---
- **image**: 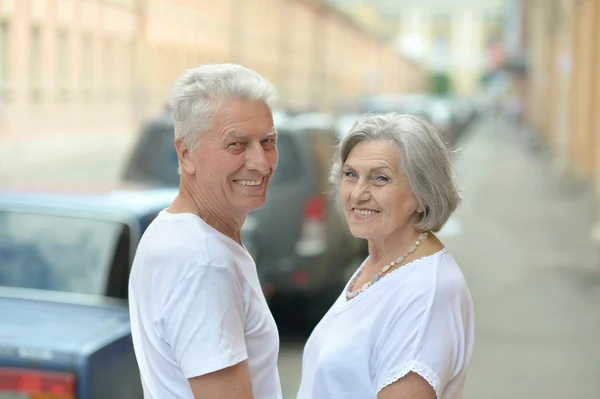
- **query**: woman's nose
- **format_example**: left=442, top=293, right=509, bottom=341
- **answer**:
left=351, top=180, right=370, bottom=201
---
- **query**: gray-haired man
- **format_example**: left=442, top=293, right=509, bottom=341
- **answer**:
left=129, top=64, right=282, bottom=399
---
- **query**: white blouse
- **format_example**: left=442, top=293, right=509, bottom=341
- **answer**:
left=297, top=248, right=474, bottom=399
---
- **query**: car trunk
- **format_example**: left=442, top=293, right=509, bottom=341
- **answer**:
left=0, top=289, right=129, bottom=362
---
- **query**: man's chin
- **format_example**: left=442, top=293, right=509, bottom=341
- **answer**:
left=251, top=198, right=267, bottom=210
left=238, top=196, right=267, bottom=212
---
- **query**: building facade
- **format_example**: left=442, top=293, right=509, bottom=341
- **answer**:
left=389, top=0, right=507, bottom=95
left=523, top=0, right=600, bottom=242
left=0, top=0, right=425, bottom=138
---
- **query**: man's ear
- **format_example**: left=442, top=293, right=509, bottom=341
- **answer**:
left=174, top=138, right=195, bottom=175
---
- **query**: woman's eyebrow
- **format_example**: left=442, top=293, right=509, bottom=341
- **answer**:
left=343, top=163, right=392, bottom=173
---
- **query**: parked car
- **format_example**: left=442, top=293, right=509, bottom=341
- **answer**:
left=0, top=184, right=259, bottom=398
left=122, top=111, right=366, bottom=321
left=358, top=93, right=476, bottom=145
left=335, top=113, right=364, bottom=141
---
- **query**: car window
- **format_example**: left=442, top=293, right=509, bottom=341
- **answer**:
left=305, top=129, right=336, bottom=189
left=132, top=125, right=179, bottom=185
left=270, top=133, right=303, bottom=185
left=0, top=211, right=127, bottom=296
left=129, top=126, right=303, bottom=187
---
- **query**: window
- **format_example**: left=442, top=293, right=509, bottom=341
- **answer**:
left=124, top=125, right=305, bottom=187
left=269, top=133, right=303, bottom=185
left=0, top=211, right=129, bottom=297
left=30, top=26, right=42, bottom=102
left=82, top=33, right=93, bottom=100
left=57, top=29, right=69, bottom=100
left=103, top=36, right=113, bottom=99
left=122, top=39, right=134, bottom=97
left=0, top=21, right=11, bottom=101
left=124, top=121, right=180, bottom=186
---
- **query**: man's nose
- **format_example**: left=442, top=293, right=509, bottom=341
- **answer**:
left=246, top=144, right=270, bottom=175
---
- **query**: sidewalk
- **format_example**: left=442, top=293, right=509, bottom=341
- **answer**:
left=440, top=117, right=600, bottom=398
left=0, top=130, right=137, bottom=183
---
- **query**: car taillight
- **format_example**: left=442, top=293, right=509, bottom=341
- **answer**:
left=295, top=194, right=327, bottom=258
left=304, top=194, right=326, bottom=222
left=0, top=367, right=76, bottom=399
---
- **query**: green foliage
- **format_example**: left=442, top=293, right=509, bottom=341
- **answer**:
left=430, top=72, right=453, bottom=94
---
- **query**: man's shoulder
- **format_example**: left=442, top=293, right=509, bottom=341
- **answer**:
left=138, top=212, right=243, bottom=268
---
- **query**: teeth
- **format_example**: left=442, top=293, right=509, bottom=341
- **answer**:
left=235, top=180, right=262, bottom=186
left=354, top=209, right=378, bottom=216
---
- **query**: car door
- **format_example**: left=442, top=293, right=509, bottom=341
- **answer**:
left=250, top=131, right=313, bottom=271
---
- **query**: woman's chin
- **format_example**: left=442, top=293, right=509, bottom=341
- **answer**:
left=349, top=226, right=373, bottom=240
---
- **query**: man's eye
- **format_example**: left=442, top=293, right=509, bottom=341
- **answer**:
left=228, top=142, right=242, bottom=148
left=343, top=171, right=356, bottom=178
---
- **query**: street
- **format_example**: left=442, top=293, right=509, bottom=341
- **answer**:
left=443, top=118, right=600, bottom=398
left=2, top=116, right=599, bottom=398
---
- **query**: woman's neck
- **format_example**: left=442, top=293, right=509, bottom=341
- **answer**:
left=367, top=227, right=419, bottom=266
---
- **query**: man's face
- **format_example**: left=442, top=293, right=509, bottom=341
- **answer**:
left=181, top=100, right=278, bottom=218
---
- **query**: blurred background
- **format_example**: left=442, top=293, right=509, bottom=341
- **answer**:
left=0, top=0, right=599, bottom=398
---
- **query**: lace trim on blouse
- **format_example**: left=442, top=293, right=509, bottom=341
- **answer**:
left=377, top=360, right=441, bottom=398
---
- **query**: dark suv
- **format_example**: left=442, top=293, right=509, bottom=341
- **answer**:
left=122, top=111, right=366, bottom=320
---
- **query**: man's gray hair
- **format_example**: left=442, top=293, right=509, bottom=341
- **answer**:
left=169, top=63, right=277, bottom=152
left=330, top=113, right=461, bottom=232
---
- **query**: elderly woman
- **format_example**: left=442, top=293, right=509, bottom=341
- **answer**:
left=297, top=113, right=474, bottom=399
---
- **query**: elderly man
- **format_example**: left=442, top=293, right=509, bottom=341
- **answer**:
left=128, top=64, right=282, bottom=399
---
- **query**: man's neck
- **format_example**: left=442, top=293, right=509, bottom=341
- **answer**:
left=169, top=184, right=246, bottom=245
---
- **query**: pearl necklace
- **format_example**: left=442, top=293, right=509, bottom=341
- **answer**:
left=346, top=232, right=429, bottom=300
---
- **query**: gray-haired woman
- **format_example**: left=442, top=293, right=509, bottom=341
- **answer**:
left=297, top=113, right=474, bottom=399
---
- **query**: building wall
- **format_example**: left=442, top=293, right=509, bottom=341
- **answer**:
left=524, top=0, right=600, bottom=241
left=0, top=0, right=424, bottom=139
left=396, top=4, right=505, bottom=95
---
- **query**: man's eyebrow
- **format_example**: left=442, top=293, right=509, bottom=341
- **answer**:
left=262, top=129, right=278, bottom=138
left=224, top=131, right=248, bottom=139
left=224, top=129, right=277, bottom=140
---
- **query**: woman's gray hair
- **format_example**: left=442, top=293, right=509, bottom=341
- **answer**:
left=330, top=113, right=461, bottom=233
left=169, top=63, right=277, bottom=152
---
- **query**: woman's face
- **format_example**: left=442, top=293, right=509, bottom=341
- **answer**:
left=340, top=140, right=422, bottom=240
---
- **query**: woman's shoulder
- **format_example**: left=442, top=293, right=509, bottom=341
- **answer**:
left=433, top=249, right=471, bottom=299
left=387, top=248, right=470, bottom=310
left=380, top=249, right=473, bottom=338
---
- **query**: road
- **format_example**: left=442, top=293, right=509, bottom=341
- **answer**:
left=3, top=117, right=600, bottom=398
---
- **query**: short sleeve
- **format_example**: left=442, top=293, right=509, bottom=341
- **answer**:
left=159, top=263, right=248, bottom=379
left=375, top=274, right=473, bottom=398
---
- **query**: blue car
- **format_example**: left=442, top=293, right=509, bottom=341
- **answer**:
left=0, top=185, right=255, bottom=398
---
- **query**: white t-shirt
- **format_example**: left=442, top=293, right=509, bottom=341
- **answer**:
left=297, top=248, right=474, bottom=399
left=128, top=210, right=282, bottom=399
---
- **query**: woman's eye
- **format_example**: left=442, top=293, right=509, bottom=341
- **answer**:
left=375, top=175, right=389, bottom=182
left=343, top=171, right=356, bottom=178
